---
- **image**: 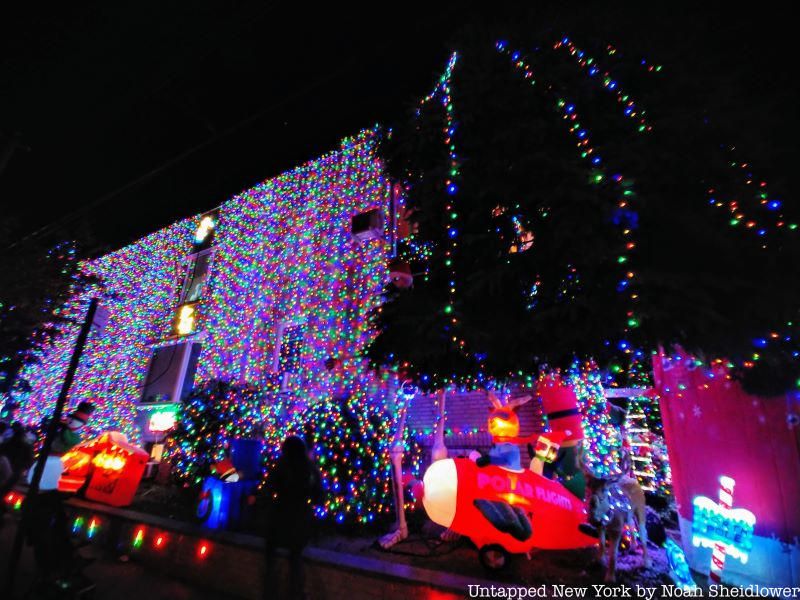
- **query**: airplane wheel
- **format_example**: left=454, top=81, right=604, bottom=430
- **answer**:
left=479, top=544, right=510, bottom=572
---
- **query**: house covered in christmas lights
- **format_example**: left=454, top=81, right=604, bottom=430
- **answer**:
left=18, top=130, right=397, bottom=449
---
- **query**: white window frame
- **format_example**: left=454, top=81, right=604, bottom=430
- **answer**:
left=139, top=339, right=202, bottom=406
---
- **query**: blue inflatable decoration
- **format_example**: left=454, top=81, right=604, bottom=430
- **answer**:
left=197, top=478, right=258, bottom=530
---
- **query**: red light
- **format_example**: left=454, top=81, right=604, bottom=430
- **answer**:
left=5, top=493, right=15, bottom=504
left=154, top=534, right=166, bottom=549
left=197, top=542, right=210, bottom=559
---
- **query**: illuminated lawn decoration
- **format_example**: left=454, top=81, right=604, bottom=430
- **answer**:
left=132, top=527, right=145, bottom=550
left=72, top=516, right=85, bottom=535
left=87, top=517, right=100, bottom=539
left=4, top=492, right=24, bottom=511
left=692, top=475, right=755, bottom=582
left=422, top=457, right=595, bottom=558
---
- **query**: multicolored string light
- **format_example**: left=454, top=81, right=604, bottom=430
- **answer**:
left=497, top=41, right=641, bottom=359
left=415, top=52, right=468, bottom=364
left=553, top=37, right=652, bottom=133
left=17, top=130, right=406, bottom=523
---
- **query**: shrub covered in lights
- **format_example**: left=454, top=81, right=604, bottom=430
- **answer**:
left=166, top=379, right=267, bottom=487
left=260, top=380, right=395, bottom=526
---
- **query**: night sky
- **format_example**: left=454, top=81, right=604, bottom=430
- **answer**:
left=1, top=3, right=795, bottom=255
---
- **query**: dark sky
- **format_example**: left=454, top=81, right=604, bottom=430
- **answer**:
left=1, top=3, right=796, bottom=255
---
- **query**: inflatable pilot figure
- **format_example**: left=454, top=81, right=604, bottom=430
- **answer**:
left=470, top=392, right=538, bottom=542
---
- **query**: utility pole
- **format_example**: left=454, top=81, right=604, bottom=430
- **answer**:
left=4, top=298, right=100, bottom=594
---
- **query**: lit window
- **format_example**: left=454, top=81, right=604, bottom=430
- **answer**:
left=195, top=215, right=216, bottom=244
left=180, top=251, right=212, bottom=303
left=175, top=304, right=196, bottom=336
left=273, top=320, right=305, bottom=391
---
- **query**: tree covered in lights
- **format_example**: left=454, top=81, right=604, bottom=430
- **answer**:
left=0, top=232, right=99, bottom=407
left=371, top=26, right=800, bottom=396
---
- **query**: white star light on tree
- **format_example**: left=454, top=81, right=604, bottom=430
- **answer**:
left=692, top=405, right=702, bottom=418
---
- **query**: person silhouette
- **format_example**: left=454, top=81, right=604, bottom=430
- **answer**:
left=262, top=435, right=322, bottom=599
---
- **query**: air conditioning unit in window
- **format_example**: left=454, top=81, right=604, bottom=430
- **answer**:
left=351, top=208, right=384, bottom=242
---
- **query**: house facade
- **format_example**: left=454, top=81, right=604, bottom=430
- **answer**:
left=19, top=130, right=394, bottom=445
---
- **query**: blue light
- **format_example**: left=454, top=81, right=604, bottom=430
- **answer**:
left=447, top=183, right=458, bottom=195
left=448, top=229, right=458, bottom=238
left=565, top=104, right=575, bottom=113
left=753, top=338, right=768, bottom=348
left=767, top=200, right=781, bottom=210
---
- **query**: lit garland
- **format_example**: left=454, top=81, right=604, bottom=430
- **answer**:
left=604, top=43, right=664, bottom=74
left=707, top=149, right=797, bottom=242
left=552, top=36, right=799, bottom=378
left=497, top=41, right=641, bottom=360
left=415, top=52, right=469, bottom=365
left=553, top=37, right=652, bottom=133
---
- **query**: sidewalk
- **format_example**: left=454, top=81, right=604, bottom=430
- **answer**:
left=0, top=514, right=236, bottom=599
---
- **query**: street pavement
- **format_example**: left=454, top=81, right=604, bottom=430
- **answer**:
left=0, top=514, right=237, bottom=599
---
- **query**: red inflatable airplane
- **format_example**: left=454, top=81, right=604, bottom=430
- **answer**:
left=420, top=386, right=595, bottom=569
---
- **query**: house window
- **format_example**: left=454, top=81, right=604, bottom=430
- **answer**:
left=273, top=320, right=305, bottom=391
left=140, top=342, right=202, bottom=404
left=179, top=250, right=212, bottom=303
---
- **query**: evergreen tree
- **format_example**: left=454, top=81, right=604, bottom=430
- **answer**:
left=0, top=230, right=100, bottom=406
left=370, top=24, right=799, bottom=395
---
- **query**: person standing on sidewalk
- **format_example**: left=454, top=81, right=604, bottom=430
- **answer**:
left=262, top=435, right=322, bottom=600
left=26, top=401, right=95, bottom=580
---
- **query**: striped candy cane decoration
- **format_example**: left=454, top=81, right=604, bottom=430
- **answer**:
left=709, top=476, right=735, bottom=584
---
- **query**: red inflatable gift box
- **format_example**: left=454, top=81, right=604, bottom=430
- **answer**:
left=59, top=431, right=148, bottom=507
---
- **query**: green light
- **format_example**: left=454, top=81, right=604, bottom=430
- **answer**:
left=133, top=528, right=145, bottom=549
left=444, top=305, right=453, bottom=314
